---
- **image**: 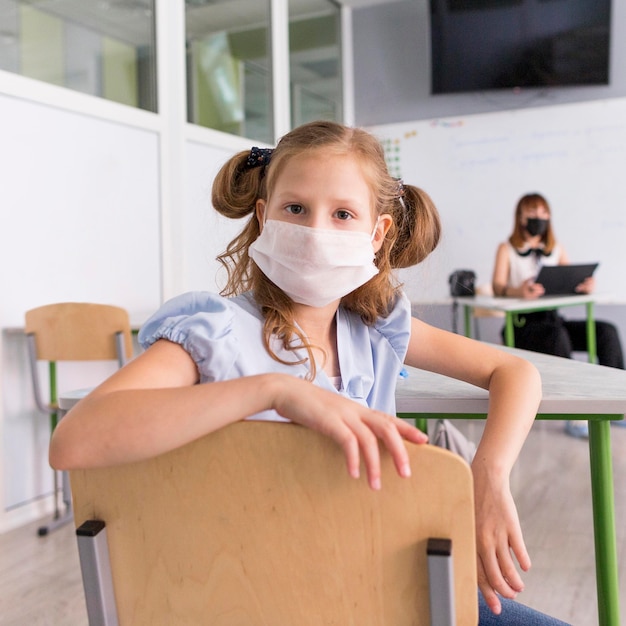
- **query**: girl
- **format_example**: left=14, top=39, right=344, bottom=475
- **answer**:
left=492, top=192, right=624, bottom=438
left=50, top=122, right=566, bottom=625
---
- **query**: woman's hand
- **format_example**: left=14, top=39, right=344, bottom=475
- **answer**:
left=269, top=375, right=428, bottom=490
left=520, top=277, right=544, bottom=299
left=576, top=276, right=595, bottom=294
left=471, top=461, right=531, bottom=615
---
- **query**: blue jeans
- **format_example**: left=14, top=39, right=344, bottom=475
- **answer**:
left=479, top=592, right=571, bottom=625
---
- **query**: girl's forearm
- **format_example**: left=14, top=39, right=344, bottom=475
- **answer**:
left=472, top=358, right=541, bottom=477
left=49, top=374, right=286, bottom=470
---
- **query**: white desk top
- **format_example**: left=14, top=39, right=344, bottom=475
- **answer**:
left=396, top=344, right=626, bottom=416
left=59, top=388, right=91, bottom=410
left=454, top=294, right=596, bottom=313
left=59, top=345, right=626, bottom=418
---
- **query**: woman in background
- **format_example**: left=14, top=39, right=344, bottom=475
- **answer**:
left=492, top=192, right=624, bottom=438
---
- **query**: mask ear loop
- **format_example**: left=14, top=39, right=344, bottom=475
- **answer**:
left=370, top=216, right=381, bottom=243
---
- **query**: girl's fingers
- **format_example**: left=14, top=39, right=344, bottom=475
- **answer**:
left=510, top=533, right=531, bottom=573
left=283, top=384, right=426, bottom=489
left=304, top=408, right=379, bottom=487
left=495, top=545, right=524, bottom=595
left=328, top=410, right=424, bottom=489
left=477, top=559, right=502, bottom=615
left=479, top=547, right=512, bottom=598
left=365, top=412, right=415, bottom=478
left=476, top=519, right=524, bottom=598
left=350, top=411, right=427, bottom=487
left=337, top=428, right=362, bottom=480
left=348, top=419, right=383, bottom=489
left=394, top=415, right=429, bottom=443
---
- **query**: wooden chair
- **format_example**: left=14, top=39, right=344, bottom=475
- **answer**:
left=25, top=302, right=132, bottom=536
left=70, top=421, right=478, bottom=625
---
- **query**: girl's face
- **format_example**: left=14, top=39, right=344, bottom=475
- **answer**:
left=256, top=151, right=391, bottom=252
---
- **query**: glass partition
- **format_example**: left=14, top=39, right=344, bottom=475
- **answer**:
left=185, top=0, right=273, bottom=143
left=0, top=0, right=342, bottom=134
left=0, top=0, right=157, bottom=112
left=289, top=0, right=342, bottom=127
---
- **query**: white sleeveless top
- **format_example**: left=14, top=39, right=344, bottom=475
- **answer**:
left=506, top=242, right=562, bottom=288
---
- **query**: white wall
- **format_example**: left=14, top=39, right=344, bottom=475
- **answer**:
left=0, top=89, right=158, bottom=530
left=0, top=93, right=162, bottom=326
left=0, top=75, right=249, bottom=533
left=182, top=140, right=248, bottom=294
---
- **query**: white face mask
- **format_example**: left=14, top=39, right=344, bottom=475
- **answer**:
left=249, top=219, right=379, bottom=307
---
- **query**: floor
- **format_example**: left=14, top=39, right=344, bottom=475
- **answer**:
left=0, top=420, right=624, bottom=626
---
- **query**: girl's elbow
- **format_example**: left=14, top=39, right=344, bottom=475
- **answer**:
left=497, top=355, right=542, bottom=397
left=518, top=358, right=542, bottom=398
left=48, top=428, right=80, bottom=471
left=48, top=438, right=70, bottom=471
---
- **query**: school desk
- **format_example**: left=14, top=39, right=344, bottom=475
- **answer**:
left=396, top=344, right=624, bottom=626
left=455, top=294, right=597, bottom=361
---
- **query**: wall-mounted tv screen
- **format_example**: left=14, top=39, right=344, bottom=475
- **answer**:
left=430, top=0, right=611, bottom=95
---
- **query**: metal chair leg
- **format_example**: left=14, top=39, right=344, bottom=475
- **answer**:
left=76, top=520, right=119, bottom=625
left=37, top=469, right=73, bottom=536
left=427, top=537, right=455, bottom=626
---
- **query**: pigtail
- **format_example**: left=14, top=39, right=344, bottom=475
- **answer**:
left=211, top=150, right=266, bottom=219
left=213, top=150, right=268, bottom=295
left=389, top=185, right=441, bottom=269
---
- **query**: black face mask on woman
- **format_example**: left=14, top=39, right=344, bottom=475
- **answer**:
left=525, top=218, right=549, bottom=237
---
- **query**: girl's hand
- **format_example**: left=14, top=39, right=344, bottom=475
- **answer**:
left=270, top=375, right=428, bottom=490
left=521, top=277, right=544, bottom=299
left=471, top=461, right=531, bottom=615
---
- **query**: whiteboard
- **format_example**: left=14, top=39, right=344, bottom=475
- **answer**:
left=368, top=98, right=626, bottom=302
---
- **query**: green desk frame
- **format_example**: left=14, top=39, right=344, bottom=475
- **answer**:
left=461, top=298, right=597, bottom=363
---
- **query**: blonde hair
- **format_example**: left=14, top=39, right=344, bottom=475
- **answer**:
left=212, top=120, right=441, bottom=378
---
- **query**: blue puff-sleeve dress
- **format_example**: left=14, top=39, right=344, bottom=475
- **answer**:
left=138, top=291, right=412, bottom=420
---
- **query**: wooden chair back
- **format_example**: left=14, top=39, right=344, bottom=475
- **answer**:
left=70, top=421, right=478, bottom=625
left=25, top=302, right=132, bottom=363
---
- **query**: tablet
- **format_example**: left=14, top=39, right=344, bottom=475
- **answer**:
left=535, top=263, right=599, bottom=296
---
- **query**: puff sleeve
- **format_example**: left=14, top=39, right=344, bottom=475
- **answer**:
left=138, top=292, right=240, bottom=382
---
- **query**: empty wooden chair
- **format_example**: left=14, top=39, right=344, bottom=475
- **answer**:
left=25, top=302, right=132, bottom=535
left=70, top=421, right=478, bottom=625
